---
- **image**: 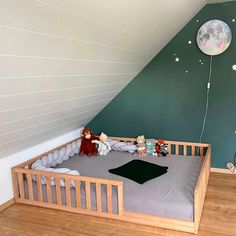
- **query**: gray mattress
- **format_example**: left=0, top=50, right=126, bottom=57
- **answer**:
left=25, top=151, right=203, bottom=221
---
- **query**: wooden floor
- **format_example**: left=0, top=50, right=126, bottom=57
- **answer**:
left=0, top=172, right=236, bottom=236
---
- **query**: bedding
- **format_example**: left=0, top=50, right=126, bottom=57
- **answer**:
left=31, top=141, right=81, bottom=186
left=108, top=139, right=137, bottom=153
left=108, top=159, right=168, bottom=184
left=26, top=151, right=203, bottom=221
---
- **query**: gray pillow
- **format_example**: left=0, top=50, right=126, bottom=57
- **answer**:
left=108, top=139, right=137, bottom=153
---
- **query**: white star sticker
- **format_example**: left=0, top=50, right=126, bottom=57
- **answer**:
left=185, top=70, right=189, bottom=73
left=188, top=40, right=192, bottom=44
left=232, top=18, right=235, bottom=22
left=196, top=19, right=199, bottom=22
left=175, top=57, right=180, bottom=62
left=232, top=64, right=236, bottom=71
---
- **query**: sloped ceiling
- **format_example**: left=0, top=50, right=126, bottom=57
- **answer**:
left=0, top=0, right=208, bottom=158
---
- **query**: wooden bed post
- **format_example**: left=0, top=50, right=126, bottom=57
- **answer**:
left=194, top=144, right=211, bottom=234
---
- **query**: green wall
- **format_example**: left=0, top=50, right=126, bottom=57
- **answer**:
left=88, top=1, right=236, bottom=168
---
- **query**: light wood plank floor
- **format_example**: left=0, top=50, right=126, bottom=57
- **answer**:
left=0, top=172, right=236, bottom=236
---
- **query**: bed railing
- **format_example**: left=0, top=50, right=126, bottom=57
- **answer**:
left=12, top=167, right=123, bottom=217
left=109, top=136, right=208, bottom=156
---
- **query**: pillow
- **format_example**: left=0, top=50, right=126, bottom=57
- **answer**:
left=108, top=139, right=137, bottom=153
left=109, top=160, right=168, bottom=184
left=31, top=140, right=81, bottom=187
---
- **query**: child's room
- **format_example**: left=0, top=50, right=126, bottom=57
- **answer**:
left=0, top=0, right=236, bottom=235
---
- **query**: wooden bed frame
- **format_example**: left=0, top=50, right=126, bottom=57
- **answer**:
left=12, top=137, right=211, bottom=234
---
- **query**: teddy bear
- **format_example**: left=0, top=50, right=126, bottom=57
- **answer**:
left=92, top=132, right=111, bottom=156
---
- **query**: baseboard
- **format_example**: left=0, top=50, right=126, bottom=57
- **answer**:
left=211, top=168, right=233, bottom=174
left=0, top=198, right=14, bottom=212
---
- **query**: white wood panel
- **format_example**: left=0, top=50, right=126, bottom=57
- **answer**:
left=0, top=27, right=150, bottom=64
left=0, top=92, right=117, bottom=124
left=0, top=122, right=85, bottom=157
left=0, top=111, right=94, bottom=144
left=0, top=56, right=142, bottom=77
left=205, top=0, right=230, bottom=3
left=0, top=82, right=127, bottom=111
left=39, top=0, right=167, bottom=44
left=0, top=0, right=155, bottom=54
left=0, top=101, right=108, bottom=134
left=0, top=74, right=134, bottom=95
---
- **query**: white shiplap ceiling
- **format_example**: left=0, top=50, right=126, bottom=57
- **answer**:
left=205, top=0, right=234, bottom=3
left=0, top=0, right=211, bottom=157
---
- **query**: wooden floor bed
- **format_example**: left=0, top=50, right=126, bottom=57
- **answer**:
left=12, top=137, right=211, bottom=234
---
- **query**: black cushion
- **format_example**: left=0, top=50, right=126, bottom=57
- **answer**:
left=108, top=159, right=168, bottom=184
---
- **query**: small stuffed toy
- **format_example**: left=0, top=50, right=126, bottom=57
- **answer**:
left=146, top=139, right=155, bottom=156
left=92, top=132, right=111, bottom=156
left=155, top=139, right=168, bottom=157
left=136, top=135, right=146, bottom=157
left=79, top=128, right=98, bottom=156
left=226, top=152, right=236, bottom=174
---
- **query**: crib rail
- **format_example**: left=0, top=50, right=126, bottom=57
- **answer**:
left=109, top=136, right=208, bottom=156
left=12, top=167, right=123, bottom=217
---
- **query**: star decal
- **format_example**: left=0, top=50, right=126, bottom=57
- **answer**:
left=232, top=64, right=236, bottom=71
left=175, top=57, right=180, bottom=62
left=188, top=40, right=192, bottom=44
left=232, top=18, right=235, bottom=23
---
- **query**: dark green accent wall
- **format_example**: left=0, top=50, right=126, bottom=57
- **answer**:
left=88, top=2, right=236, bottom=168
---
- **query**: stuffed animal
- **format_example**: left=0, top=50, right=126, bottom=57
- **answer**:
left=136, top=135, right=146, bottom=157
left=226, top=152, right=236, bottom=174
left=155, top=139, right=169, bottom=157
left=92, top=132, right=111, bottom=156
left=79, top=128, right=98, bottom=156
left=146, top=139, right=155, bottom=156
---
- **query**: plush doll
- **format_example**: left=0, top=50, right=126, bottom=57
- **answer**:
left=146, top=139, right=155, bottom=156
left=155, top=139, right=169, bottom=157
left=79, top=128, right=98, bottom=156
left=136, top=135, right=146, bottom=157
left=92, top=132, right=111, bottom=156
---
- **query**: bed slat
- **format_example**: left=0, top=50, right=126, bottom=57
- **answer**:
left=107, top=184, right=112, bottom=214
left=184, top=146, right=187, bottom=155
left=96, top=183, right=102, bottom=212
left=65, top=179, right=71, bottom=207
left=85, top=182, right=91, bottom=210
left=36, top=175, right=43, bottom=202
left=46, top=177, right=52, bottom=204
left=55, top=177, right=62, bottom=206
left=12, top=172, right=20, bottom=199
left=18, top=173, right=25, bottom=199
left=192, top=146, right=196, bottom=156
left=176, top=145, right=179, bottom=155
left=27, top=174, right=34, bottom=201
left=75, top=180, right=81, bottom=208
left=200, top=147, right=204, bottom=156
left=118, top=184, right=123, bottom=215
